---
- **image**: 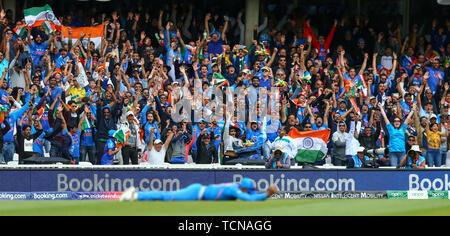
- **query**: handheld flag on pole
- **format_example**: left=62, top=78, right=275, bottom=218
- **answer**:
left=24, top=4, right=62, bottom=31
left=13, top=24, right=27, bottom=37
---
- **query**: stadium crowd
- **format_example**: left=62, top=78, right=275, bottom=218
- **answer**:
left=0, top=2, right=448, bottom=168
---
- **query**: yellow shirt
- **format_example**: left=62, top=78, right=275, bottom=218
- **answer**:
left=68, top=87, right=86, bottom=105
left=426, top=131, right=444, bottom=149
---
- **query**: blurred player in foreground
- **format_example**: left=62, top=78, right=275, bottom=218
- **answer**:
left=120, top=178, right=278, bottom=201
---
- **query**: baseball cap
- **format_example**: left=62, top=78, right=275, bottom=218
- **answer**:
left=275, top=145, right=286, bottom=153
left=153, top=139, right=163, bottom=145
left=410, top=145, right=421, bottom=153
left=126, top=111, right=134, bottom=117
left=357, top=146, right=365, bottom=153
left=108, top=130, right=116, bottom=137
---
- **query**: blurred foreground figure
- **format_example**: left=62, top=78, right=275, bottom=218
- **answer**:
left=120, top=178, right=278, bottom=201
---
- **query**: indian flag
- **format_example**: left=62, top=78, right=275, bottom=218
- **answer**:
left=0, top=105, right=8, bottom=124
left=113, top=129, right=131, bottom=147
left=24, top=4, right=61, bottom=31
left=212, top=73, right=229, bottom=89
left=81, top=111, right=92, bottom=131
left=288, top=128, right=330, bottom=163
left=61, top=25, right=104, bottom=49
left=357, top=74, right=368, bottom=97
left=14, top=24, right=27, bottom=37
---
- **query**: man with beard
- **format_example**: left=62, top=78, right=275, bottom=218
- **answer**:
left=45, top=76, right=63, bottom=104
left=1, top=98, right=29, bottom=163
left=17, top=115, right=43, bottom=164
left=26, top=31, right=54, bottom=67
left=205, top=13, right=228, bottom=56
left=95, top=98, right=119, bottom=165
left=426, top=57, right=445, bottom=94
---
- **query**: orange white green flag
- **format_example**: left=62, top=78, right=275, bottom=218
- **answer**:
left=24, top=4, right=62, bottom=31
left=61, top=25, right=104, bottom=49
left=288, top=128, right=330, bottom=164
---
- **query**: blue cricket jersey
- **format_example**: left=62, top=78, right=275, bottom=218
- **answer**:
left=201, top=183, right=267, bottom=201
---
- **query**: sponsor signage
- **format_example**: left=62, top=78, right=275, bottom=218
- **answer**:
left=407, top=191, right=429, bottom=200
left=270, top=191, right=388, bottom=199
left=0, top=169, right=450, bottom=192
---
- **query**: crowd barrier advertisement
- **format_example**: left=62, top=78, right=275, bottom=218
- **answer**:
left=0, top=169, right=450, bottom=192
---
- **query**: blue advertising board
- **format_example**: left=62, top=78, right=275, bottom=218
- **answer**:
left=0, top=169, right=449, bottom=192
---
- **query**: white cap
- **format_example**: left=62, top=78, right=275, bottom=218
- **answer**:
left=275, top=145, right=286, bottom=153
left=154, top=139, right=163, bottom=145
left=410, top=145, right=421, bottom=153
left=357, top=146, right=365, bottom=153
left=126, top=111, right=134, bottom=117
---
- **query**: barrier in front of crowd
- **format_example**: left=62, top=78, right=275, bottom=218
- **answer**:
left=0, top=191, right=449, bottom=200
left=0, top=163, right=450, bottom=193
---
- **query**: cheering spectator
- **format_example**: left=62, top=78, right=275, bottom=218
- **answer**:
left=0, top=1, right=447, bottom=168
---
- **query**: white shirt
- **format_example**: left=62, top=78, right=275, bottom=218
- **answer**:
left=266, top=136, right=295, bottom=159
left=381, top=55, right=393, bottom=70
left=148, top=146, right=166, bottom=165
left=24, top=139, right=34, bottom=152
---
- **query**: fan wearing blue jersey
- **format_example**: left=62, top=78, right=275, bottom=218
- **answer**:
left=120, top=178, right=278, bottom=202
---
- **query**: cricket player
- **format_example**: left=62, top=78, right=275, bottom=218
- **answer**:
left=120, top=178, right=278, bottom=201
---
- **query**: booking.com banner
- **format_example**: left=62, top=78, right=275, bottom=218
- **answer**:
left=0, top=170, right=450, bottom=192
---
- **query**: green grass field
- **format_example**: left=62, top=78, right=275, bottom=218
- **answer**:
left=1, top=199, right=450, bottom=216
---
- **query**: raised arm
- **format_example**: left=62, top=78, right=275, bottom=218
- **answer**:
left=372, top=53, right=378, bottom=76
left=164, top=130, right=174, bottom=150
left=204, top=13, right=211, bottom=37
left=358, top=53, right=369, bottom=75
left=221, top=18, right=228, bottom=42
left=404, top=103, right=417, bottom=126
left=378, top=102, right=390, bottom=125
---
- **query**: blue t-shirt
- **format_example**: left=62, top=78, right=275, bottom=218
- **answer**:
left=81, top=127, right=95, bottom=147
left=259, top=77, right=272, bottom=91
left=405, top=156, right=426, bottom=169
left=29, top=42, right=49, bottom=66
left=246, top=128, right=261, bottom=143
left=386, top=123, right=408, bottom=152
left=202, top=183, right=267, bottom=201
left=0, top=89, right=8, bottom=105
left=427, top=67, right=444, bottom=93
left=101, top=138, right=116, bottom=165
left=63, top=129, right=81, bottom=158
left=265, top=120, right=281, bottom=142
left=207, top=38, right=224, bottom=55
left=40, top=112, right=50, bottom=132
left=55, top=54, right=72, bottom=69
left=33, top=132, right=46, bottom=156
left=144, top=122, right=160, bottom=144
left=45, top=87, right=63, bottom=103
left=312, top=123, right=328, bottom=131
